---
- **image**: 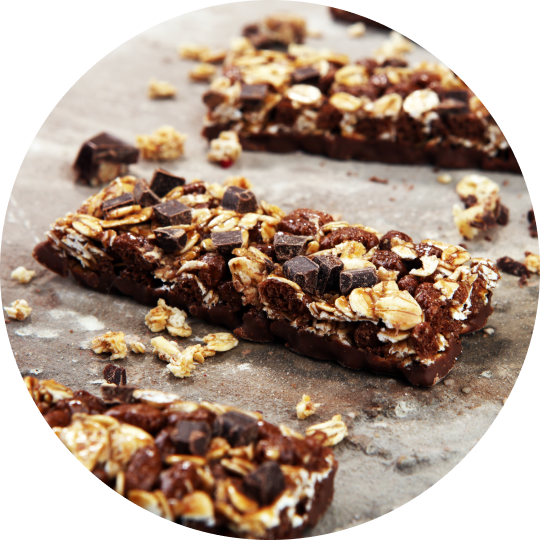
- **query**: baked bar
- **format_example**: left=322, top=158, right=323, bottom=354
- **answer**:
left=25, top=376, right=337, bottom=539
left=329, top=7, right=389, bottom=29
left=33, top=175, right=500, bottom=386
left=201, top=44, right=518, bottom=173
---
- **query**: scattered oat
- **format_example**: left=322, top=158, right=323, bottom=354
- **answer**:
left=484, top=327, right=495, bottom=335
left=524, top=251, right=540, bottom=274
left=199, top=49, right=227, bottom=64
left=189, top=63, right=217, bottom=82
left=4, top=299, right=32, bottom=321
left=437, top=173, right=453, bottom=184
left=207, top=131, right=242, bottom=167
left=151, top=336, right=214, bottom=378
left=296, top=394, right=321, bottom=420
left=374, top=31, right=413, bottom=61
left=306, top=415, right=347, bottom=446
left=145, top=299, right=192, bottom=337
left=11, top=266, right=36, bottom=284
left=91, top=331, right=127, bottom=361
left=130, top=341, right=146, bottom=354
left=148, top=78, right=177, bottom=99
left=136, top=126, right=187, bottom=161
left=178, top=43, right=210, bottom=60
left=202, top=332, right=239, bottom=352
left=348, top=22, right=366, bottom=38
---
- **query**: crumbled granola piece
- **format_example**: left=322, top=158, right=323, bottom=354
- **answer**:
left=438, top=174, right=453, bottom=184
left=136, top=126, right=187, bottom=161
left=199, top=49, right=227, bottom=64
left=347, top=22, right=366, bottom=38
left=296, top=394, right=321, bottom=420
left=145, top=299, right=192, bottom=337
left=305, top=414, right=347, bottom=446
left=4, top=299, right=32, bottom=320
left=223, top=176, right=254, bottom=190
left=148, top=79, right=177, bottom=100
left=202, top=332, right=239, bottom=352
left=374, top=31, right=414, bottom=61
left=524, top=252, right=540, bottom=274
left=178, top=43, right=210, bottom=60
left=91, top=331, right=128, bottom=360
left=207, top=131, right=242, bottom=168
left=11, top=266, right=36, bottom=284
left=190, top=63, right=217, bottom=82
left=151, top=337, right=214, bottom=378
left=130, top=341, right=146, bottom=354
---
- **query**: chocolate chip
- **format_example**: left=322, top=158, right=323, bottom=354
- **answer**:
left=313, top=254, right=344, bottom=294
left=221, top=186, right=258, bottom=214
left=283, top=256, right=319, bottom=295
left=211, top=230, right=244, bottom=256
left=213, top=411, right=259, bottom=447
left=496, top=256, right=530, bottom=278
left=149, top=168, right=185, bottom=197
left=153, top=200, right=192, bottom=226
left=125, top=446, right=162, bottom=492
left=243, top=461, right=285, bottom=506
left=106, top=403, right=165, bottom=434
left=100, top=384, right=135, bottom=403
left=155, top=227, right=187, bottom=253
left=292, top=66, right=320, bottom=85
left=497, top=204, right=510, bottom=226
left=101, top=193, right=135, bottom=219
left=203, top=90, right=226, bottom=109
left=340, top=268, right=378, bottom=295
left=240, top=84, right=268, bottom=103
left=103, top=363, right=127, bottom=386
left=170, top=420, right=211, bottom=456
left=133, top=179, right=160, bottom=207
left=274, top=233, right=310, bottom=262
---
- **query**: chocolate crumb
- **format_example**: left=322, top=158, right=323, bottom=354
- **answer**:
left=369, top=176, right=388, bottom=184
left=484, top=235, right=492, bottom=242
left=459, top=243, right=468, bottom=249
left=496, top=256, right=531, bottom=279
left=103, top=364, right=127, bottom=386
left=502, top=180, right=509, bottom=187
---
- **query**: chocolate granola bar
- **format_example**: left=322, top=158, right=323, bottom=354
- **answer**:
left=33, top=174, right=500, bottom=386
left=26, top=376, right=337, bottom=539
left=329, top=7, right=389, bottom=29
left=201, top=44, right=518, bottom=173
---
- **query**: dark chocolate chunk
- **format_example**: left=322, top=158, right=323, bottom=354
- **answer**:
left=496, top=204, right=510, bottom=226
left=170, top=420, right=211, bottom=456
left=213, top=411, right=259, bottom=447
left=153, top=200, right=192, bottom=226
left=203, top=90, right=226, bottom=109
left=149, top=168, right=186, bottom=197
left=340, top=267, right=378, bottom=295
left=221, top=186, right=258, bottom=214
left=292, top=66, right=319, bottom=85
left=133, top=179, right=160, bottom=208
left=211, top=230, right=244, bottom=255
left=101, top=193, right=135, bottom=219
left=283, top=256, right=319, bottom=295
left=274, top=233, right=310, bottom=262
left=444, top=89, right=469, bottom=103
left=125, top=446, right=162, bottom=492
left=100, top=384, right=135, bottom=403
left=313, top=254, right=344, bottom=294
left=243, top=461, right=285, bottom=506
left=103, top=363, right=127, bottom=386
left=155, top=227, right=187, bottom=253
left=437, top=98, right=469, bottom=116
left=528, top=208, right=537, bottom=237
left=240, top=84, right=268, bottom=103
left=496, top=256, right=530, bottom=278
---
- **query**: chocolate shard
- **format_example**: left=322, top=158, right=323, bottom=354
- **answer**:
left=213, top=411, right=259, bottom=447
left=101, top=193, right=135, bottom=219
left=292, top=66, right=320, bottom=85
left=103, top=363, right=127, bottom=386
left=313, top=254, right=344, bottom=294
left=240, top=84, right=268, bottom=103
left=155, top=227, right=187, bottom=253
left=150, top=168, right=186, bottom=197
left=170, top=420, right=211, bottom=456
left=243, top=461, right=286, bottom=506
left=497, top=204, right=510, bottom=226
left=340, top=267, right=378, bottom=295
left=283, top=256, right=319, bottom=295
left=153, top=200, right=192, bottom=226
left=133, top=179, right=160, bottom=208
left=221, top=186, right=258, bottom=214
left=211, top=230, right=244, bottom=255
left=100, top=383, right=136, bottom=403
left=274, top=233, right=310, bottom=262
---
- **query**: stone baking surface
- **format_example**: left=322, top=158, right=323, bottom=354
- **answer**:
left=1, top=1, right=538, bottom=535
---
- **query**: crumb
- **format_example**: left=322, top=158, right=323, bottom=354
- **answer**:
left=484, top=235, right=492, bottom=241
left=389, top=197, right=395, bottom=202
left=136, top=126, right=187, bottom=161
left=459, top=243, right=468, bottom=249
left=296, top=394, right=321, bottom=420
left=199, top=49, right=227, bottom=64
left=189, top=62, right=217, bottom=82
left=11, top=266, right=36, bottom=284
left=437, top=173, right=453, bottom=184
left=130, top=341, right=146, bottom=354
left=502, top=179, right=509, bottom=187
left=369, top=176, right=388, bottom=184
left=145, top=298, right=191, bottom=337
left=4, top=299, right=32, bottom=320
left=347, top=22, right=366, bottom=38
left=307, top=28, right=323, bottom=39
left=433, top=167, right=440, bottom=173
left=91, top=331, right=127, bottom=361
left=148, top=78, right=177, bottom=100
left=207, top=131, right=242, bottom=168
left=305, top=415, right=348, bottom=446
left=178, top=43, right=209, bottom=60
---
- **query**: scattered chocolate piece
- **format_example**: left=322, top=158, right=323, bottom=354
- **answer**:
left=274, top=233, right=310, bottom=262
left=153, top=200, right=192, bottom=226
left=154, top=227, right=187, bottom=252
left=133, top=180, right=160, bottom=207
left=211, top=230, right=244, bottom=255
left=340, top=268, right=378, bottom=295
left=484, top=235, right=492, bottom=242
left=518, top=275, right=529, bottom=287
left=369, top=176, right=388, bottom=184
left=170, top=420, right=211, bottom=456
left=103, top=363, right=127, bottom=386
left=221, top=186, right=258, bottom=213
left=496, top=256, right=530, bottom=279
left=101, top=193, right=135, bottom=219
left=313, top=254, right=343, bottom=294
left=100, top=384, right=136, bottom=403
left=213, top=410, right=258, bottom=447
left=283, top=256, right=319, bottom=295
left=528, top=209, right=537, bottom=238
left=149, top=168, right=185, bottom=197
left=243, top=461, right=286, bottom=506
left=240, top=84, right=268, bottom=104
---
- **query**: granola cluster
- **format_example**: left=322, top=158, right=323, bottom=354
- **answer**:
left=136, top=126, right=187, bottom=161
left=4, top=299, right=32, bottom=320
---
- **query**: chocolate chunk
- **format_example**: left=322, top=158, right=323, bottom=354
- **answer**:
left=274, top=233, right=310, bottom=262
left=170, top=420, right=211, bottom=456
left=497, top=204, right=510, bottom=226
left=379, top=230, right=413, bottom=251
left=211, top=230, right=244, bottom=256
left=240, top=84, right=268, bottom=103
left=292, top=66, right=319, bottom=85
left=528, top=208, right=537, bottom=237
left=340, top=267, right=378, bottom=295
left=133, top=179, right=160, bottom=207
left=243, top=461, right=285, bottom=506
left=106, top=403, right=165, bottom=434
left=221, top=186, right=258, bottom=214
left=100, top=384, right=135, bottom=403
left=103, top=363, right=127, bottom=386
left=125, top=446, right=162, bottom=492
left=203, top=90, right=226, bottom=109
left=155, top=227, right=187, bottom=253
left=496, top=256, right=530, bottom=278
left=313, top=254, right=344, bottom=294
left=153, top=200, right=192, bottom=226
left=444, top=89, right=469, bottom=103
left=213, top=411, right=259, bottom=447
left=437, top=98, right=469, bottom=116
left=150, top=168, right=186, bottom=197
left=101, top=193, right=135, bottom=219
left=283, top=256, right=319, bottom=295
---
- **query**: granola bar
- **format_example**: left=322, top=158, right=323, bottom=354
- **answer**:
left=33, top=174, right=500, bottom=386
left=26, top=376, right=337, bottom=539
left=329, top=7, right=390, bottom=30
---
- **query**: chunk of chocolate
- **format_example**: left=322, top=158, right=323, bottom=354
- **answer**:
left=292, top=66, right=320, bottom=85
left=101, top=192, right=135, bottom=219
left=103, top=363, right=127, bottom=386
left=153, top=200, right=192, bottom=226
left=313, top=254, right=344, bottom=294
left=438, top=99, right=469, bottom=116
left=274, top=233, right=310, bottom=262
left=240, top=84, right=268, bottom=103
left=155, top=227, right=187, bottom=253
left=100, top=384, right=135, bottom=403
left=243, top=461, right=285, bottom=506
left=170, top=420, right=211, bottom=456
left=221, top=186, right=258, bottom=214
left=211, top=230, right=244, bottom=255
left=203, top=90, right=226, bottom=109
left=213, top=411, right=259, bottom=447
left=496, top=256, right=530, bottom=278
left=444, top=89, right=469, bottom=103
left=340, top=267, right=378, bottom=295
left=133, top=179, right=160, bottom=207
left=149, top=168, right=186, bottom=197
left=283, top=256, right=319, bottom=295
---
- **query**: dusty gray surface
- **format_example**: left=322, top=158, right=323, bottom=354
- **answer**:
left=1, top=1, right=538, bottom=536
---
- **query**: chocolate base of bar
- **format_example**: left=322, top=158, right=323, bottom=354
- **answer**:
left=33, top=241, right=492, bottom=387
left=202, top=125, right=520, bottom=174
